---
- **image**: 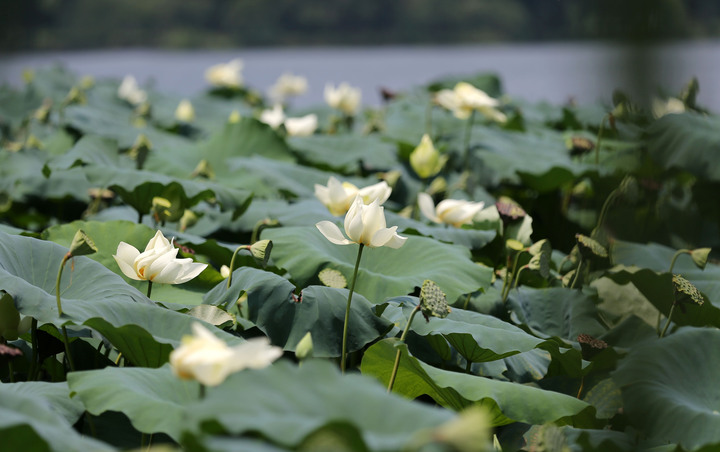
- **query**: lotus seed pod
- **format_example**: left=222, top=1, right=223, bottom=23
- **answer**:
left=690, top=248, right=711, bottom=270
left=69, top=229, right=98, bottom=257
left=420, top=280, right=450, bottom=320
left=318, top=268, right=347, bottom=289
left=250, top=240, right=273, bottom=267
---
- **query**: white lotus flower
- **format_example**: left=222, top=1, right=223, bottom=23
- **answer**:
left=174, top=99, right=195, bottom=123
left=113, top=230, right=207, bottom=284
left=117, top=75, right=147, bottom=106
left=314, top=177, right=392, bottom=216
left=259, top=104, right=285, bottom=129
left=652, top=97, right=685, bottom=118
left=205, top=58, right=244, bottom=88
left=435, top=82, right=506, bottom=123
left=409, top=134, right=447, bottom=179
left=324, top=82, right=361, bottom=115
left=269, top=73, right=308, bottom=103
left=417, top=192, right=485, bottom=227
left=285, top=114, right=318, bottom=136
left=316, top=196, right=406, bottom=249
left=170, top=323, right=282, bottom=386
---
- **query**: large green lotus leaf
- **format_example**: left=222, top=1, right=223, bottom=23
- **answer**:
left=361, top=339, right=590, bottom=426
left=287, top=134, right=398, bottom=173
left=42, top=220, right=218, bottom=305
left=0, top=382, right=114, bottom=452
left=0, top=231, right=241, bottom=366
left=611, top=240, right=720, bottom=304
left=381, top=92, right=465, bottom=146
left=506, top=287, right=607, bottom=340
left=263, top=226, right=490, bottom=303
left=199, top=118, right=296, bottom=174
left=646, top=112, right=720, bottom=180
left=2, top=382, right=84, bottom=425
left=187, top=360, right=455, bottom=451
left=82, top=164, right=252, bottom=219
left=146, top=91, right=253, bottom=135
left=204, top=267, right=391, bottom=357
left=0, top=84, right=46, bottom=129
left=225, top=155, right=365, bottom=199
left=381, top=297, right=548, bottom=363
left=47, top=134, right=131, bottom=172
left=67, top=365, right=198, bottom=440
left=612, top=327, right=720, bottom=450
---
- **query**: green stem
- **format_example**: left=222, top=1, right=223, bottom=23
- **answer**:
left=570, top=258, right=583, bottom=290
left=502, top=252, right=522, bottom=303
left=659, top=302, right=677, bottom=338
left=29, top=318, right=39, bottom=381
left=595, top=189, right=619, bottom=234
left=465, top=359, right=473, bottom=374
left=387, top=304, right=421, bottom=392
left=462, top=292, right=472, bottom=310
left=425, top=100, right=433, bottom=135
left=341, top=244, right=364, bottom=374
left=595, top=115, right=607, bottom=165
left=8, top=359, right=15, bottom=383
left=227, top=245, right=249, bottom=289
left=146, top=281, right=153, bottom=298
left=56, top=253, right=76, bottom=372
left=462, top=110, right=476, bottom=169
left=512, top=266, right=526, bottom=291
left=199, top=384, right=206, bottom=399
left=657, top=250, right=689, bottom=333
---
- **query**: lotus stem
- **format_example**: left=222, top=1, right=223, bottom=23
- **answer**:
left=29, top=318, right=39, bottom=381
left=657, top=249, right=689, bottom=333
left=570, top=258, right=583, bottom=290
left=502, top=252, right=522, bottom=302
left=462, top=110, right=476, bottom=170
left=227, top=245, right=250, bottom=289
left=595, top=115, right=607, bottom=165
left=388, top=304, right=421, bottom=392
left=425, top=100, right=433, bottom=135
left=55, top=252, right=76, bottom=372
left=659, top=302, right=677, bottom=339
left=462, top=292, right=472, bottom=310
left=146, top=281, right=153, bottom=298
left=341, top=244, right=364, bottom=374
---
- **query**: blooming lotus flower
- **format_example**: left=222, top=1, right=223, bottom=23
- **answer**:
left=324, top=82, right=361, bottom=115
left=417, top=192, right=485, bottom=227
left=435, top=82, right=506, bottom=123
left=117, top=75, right=147, bottom=106
left=284, top=114, right=318, bottom=136
left=175, top=99, right=195, bottom=123
left=314, top=177, right=392, bottom=216
left=316, top=196, right=406, bottom=249
left=410, top=134, right=447, bottom=179
left=113, top=230, right=207, bottom=284
left=205, top=59, right=244, bottom=88
left=269, top=73, right=308, bottom=103
left=259, top=104, right=285, bottom=129
left=170, top=323, right=282, bottom=386
left=652, top=97, right=685, bottom=118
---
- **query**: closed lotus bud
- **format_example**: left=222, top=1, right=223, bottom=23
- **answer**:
left=250, top=240, right=273, bottom=267
left=151, top=197, right=173, bottom=223
left=69, top=229, right=98, bottom=257
left=410, top=134, right=447, bottom=179
left=228, top=110, right=241, bottom=123
left=179, top=210, right=199, bottom=232
left=295, top=332, right=314, bottom=360
left=175, top=99, right=195, bottom=123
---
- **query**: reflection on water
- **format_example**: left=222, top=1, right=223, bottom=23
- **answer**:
left=1, top=42, right=719, bottom=111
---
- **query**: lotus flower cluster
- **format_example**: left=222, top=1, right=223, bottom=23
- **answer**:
left=324, top=82, right=361, bottom=115
left=259, top=104, right=318, bottom=136
left=205, top=59, right=244, bottom=88
left=113, top=230, right=207, bottom=284
left=316, top=197, right=406, bottom=249
left=435, top=82, right=506, bottom=123
left=418, top=192, right=485, bottom=227
left=170, top=323, right=283, bottom=386
left=314, top=177, right=391, bottom=216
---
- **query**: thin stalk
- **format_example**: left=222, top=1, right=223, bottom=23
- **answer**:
left=56, top=253, right=75, bottom=372
left=465, top=359, right=473, bottom=374
left=425, top=100, right=433, bottom=135
left=577, top=376, right=585, bottom=399
left=570, top=258, right=583, bottom=290
left=595, top=115, right=607, bottom=165
left=462, top=292, right=472, bottom=310
left=146, top=281, right=153, bottom=298
left=595, top=189, right=619, bottom=234
left=512, top=266, right=526, bottom=291
left=8, top=359, right=14, bottom=382
left=462, top=110, right=476, bottom=169
left=341, top=244, right=364, bottom=374
left=657, top=250, right=689, bottom=333
left=502, top=252, right=522, bottom=303
left=659, top=303, right=677, bottom=338
left=29, top=318, right=39, bottom=381
left=226, top=245, right=249, bottom=289
left=387, top=304, right=421, bottom=392
left=199, top=384, right=206, bottom=399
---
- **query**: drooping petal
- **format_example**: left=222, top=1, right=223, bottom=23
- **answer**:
left=417, top=192, right=441, bottom=224
left=316, top=221, right=353, bottom=245
left=383, top=227, right=408, bottom=249
left=229, top=337, right=283, bottom=371
left=113, top=242, right=142, bottom=280
left=170, top=260, right=209, bottom=285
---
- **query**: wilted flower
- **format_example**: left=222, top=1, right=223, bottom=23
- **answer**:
left=435, top=82, right=506, bottom=122
left=113, top=230, right=207, bottom=284
left=409, top=134, right=447, bottom=179
left=174, top=99, right=195, bottom=123
left=285, top=114, right=318, bottom=136
left=205, top=58, right=244, bottom=88
left=269, top=73, right=308, bottom=103
left=170, top=323, right=282, bottom=386
left=324, top=82, right=361, bottom=115
left=117, top=75, right=147, bottom=106
left=314, top=177, right=392, bottom=216
left=417, top=192, right=485, bottom=227
left=316, top=196, right=406, bottom=249
left=259, top=104, right=285, bottom=129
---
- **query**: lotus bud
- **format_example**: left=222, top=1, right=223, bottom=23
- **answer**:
left=151, top=197, right=173, bottom=223
left=220, top=265, right=231, bottom=279
left=295, top=332, right=314, bottom=360
left=80, top=75, right=95, bottom=90
left=410, top=134, right=447, bottom=179
left=228, top=110, right=241, bottom=123
left=69, top=229, right=98, bottom=257
left=22, top=69, right=34, bottom=84
left=175, top=99, right=195, bottom=123
left=250, top=240, right=273, bottom=267
left=179, top=210, right=199, bottom=232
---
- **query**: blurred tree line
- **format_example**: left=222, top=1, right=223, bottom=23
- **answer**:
left=2, top=0, right=719, bottom=51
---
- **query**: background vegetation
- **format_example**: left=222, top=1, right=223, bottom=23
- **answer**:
left=2, top=0, right=720, bottom=51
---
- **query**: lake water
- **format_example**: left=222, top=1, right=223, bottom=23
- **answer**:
left=1, top=41, right=719, bottom=111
